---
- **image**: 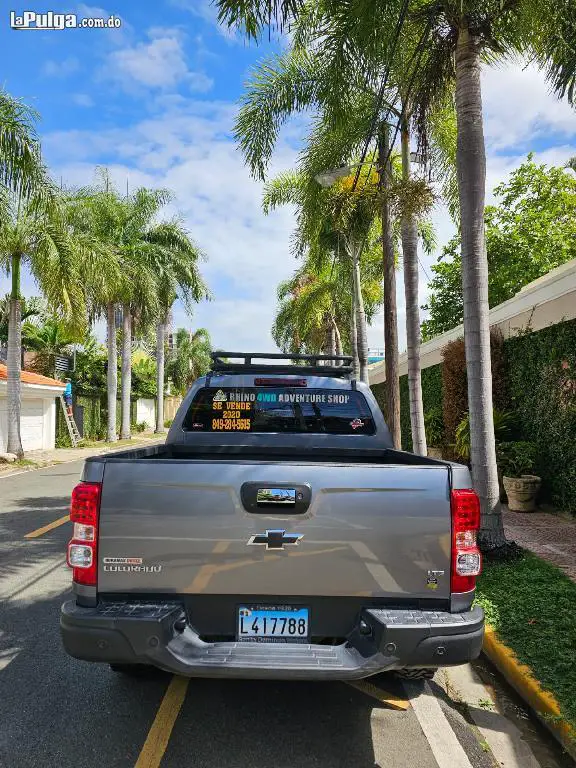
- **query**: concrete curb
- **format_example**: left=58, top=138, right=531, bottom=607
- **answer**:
left=483, top=625, right=576, bottom=759
left=0, top=436, right=165, bottom=479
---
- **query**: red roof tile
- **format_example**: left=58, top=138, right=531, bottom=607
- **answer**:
left=0, top=363, right=65, bottom=388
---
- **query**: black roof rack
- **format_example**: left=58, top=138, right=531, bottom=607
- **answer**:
left=210, top=352, right=354, bottom=378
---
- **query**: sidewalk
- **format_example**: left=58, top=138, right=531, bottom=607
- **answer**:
left=0, top=432, right=165, bottom=477
left=503, top=505, right=576, bottom=582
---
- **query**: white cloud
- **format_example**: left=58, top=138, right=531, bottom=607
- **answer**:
left=482, top=61, right=576, bottom=152
left=168, top=0, right=240, bottom=43
left=43, top=99, right=299, bottom=352
left=367, top=62, right=576, bottom=355
left=102, top=27, right=213, bottom=93
left=37, top=61, right=576, bottom=356
left=42, top=57, right=80, bottom=77
left=72, top=93, right=94, bottom=107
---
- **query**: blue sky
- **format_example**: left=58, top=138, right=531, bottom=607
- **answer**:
left=2, top=2, right=576, bottom=353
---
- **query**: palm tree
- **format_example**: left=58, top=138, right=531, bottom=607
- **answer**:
left=0, top=90, right=53, bottom=202
left=0, top=295, right=43, bottom=344
left=0, top=90, right=66, bottom=457
left=273, top=253, right=383, bottom=361
left=144, top=222, right=208, bottom=433
left=232, top=35, right=448, bottom=447
left=65, top=174, right=127, bottom=443
left=22, top=316, right=77, bottom=377
left=263, top=162, right=382, bottom=383
left=0, top=190, right=85, bottom=456
left=166, top=328, right=212, bottom=395
left=217, top=0, right=576, bottom=549
left=68, top=176, right=170, bottom=441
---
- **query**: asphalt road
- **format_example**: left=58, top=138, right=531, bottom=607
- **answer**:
left=0, top=461, right=570, bottom=768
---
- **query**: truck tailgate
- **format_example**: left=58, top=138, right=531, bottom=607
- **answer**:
left=97, top=460, right=452, bottom=600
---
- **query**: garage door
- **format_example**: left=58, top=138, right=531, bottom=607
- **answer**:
left=21, top=399, right=44, bottom=451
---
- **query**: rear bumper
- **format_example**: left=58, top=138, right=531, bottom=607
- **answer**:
left=60, top=600, right=484, bottom=680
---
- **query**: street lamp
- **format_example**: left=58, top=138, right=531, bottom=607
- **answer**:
left=314, top=165, right=354, bottom=188
left=314, top=160, right=375, bottom=188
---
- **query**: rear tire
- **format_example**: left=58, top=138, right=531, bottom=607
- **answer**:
left=394, top=668, right=436, bottom=680
left=109, top=663, right=154, bottom=677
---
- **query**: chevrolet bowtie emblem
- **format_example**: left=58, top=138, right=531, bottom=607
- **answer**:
left=247, top=529, right=304, bottom=550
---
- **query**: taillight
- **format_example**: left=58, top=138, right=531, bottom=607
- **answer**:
left=451, top=489, right=482, bottom=593
left=66, top=482, right=101, bottom=587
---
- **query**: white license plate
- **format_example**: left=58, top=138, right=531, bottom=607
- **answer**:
left=237, top=606, right=309, bottom=640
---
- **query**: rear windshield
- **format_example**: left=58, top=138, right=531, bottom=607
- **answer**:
left=182, top=387, right=376, bottom=435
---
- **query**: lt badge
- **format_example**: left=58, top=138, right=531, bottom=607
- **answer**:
left=426, top=570, right=445, bottom=589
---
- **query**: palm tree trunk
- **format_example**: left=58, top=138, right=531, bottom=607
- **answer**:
left=327, top=318, right=336, bottom=360
left=332, top=317, right=343, bottom=358
left=350, top=299, right=360, bottom=380
left=350, top=239, right=369, bottom=383
left=120, top=303, right=132, bottom=440
left=155, top=320, right=166, bottom=433
left=401, top=117, right=427, bottom=456
left=106, top=303, right=118, bottom=442
left=378, top=124, right=401, bottom=448
left=6, top=254, right=23, bottom=457
left=455, top=26, right=504, bottom=549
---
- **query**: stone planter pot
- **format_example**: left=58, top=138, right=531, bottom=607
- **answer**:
left=502, top=475, right=541, bottom=512
left=427, top=447, right=443, bottom=459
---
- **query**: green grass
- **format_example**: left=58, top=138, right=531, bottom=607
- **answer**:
left=476, top=551, right=576, bottom=730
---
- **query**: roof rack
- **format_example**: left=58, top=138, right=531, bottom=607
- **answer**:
left=210, top=352, right=354, bottom=378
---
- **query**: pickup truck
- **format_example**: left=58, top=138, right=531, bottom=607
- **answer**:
left=60, top=352, right=484, bottom=680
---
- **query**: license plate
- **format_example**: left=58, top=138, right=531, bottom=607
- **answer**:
left=237, top=606, right=309, bottom=641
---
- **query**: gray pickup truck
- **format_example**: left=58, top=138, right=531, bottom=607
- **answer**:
left=60, top=352, right=484, bottom=680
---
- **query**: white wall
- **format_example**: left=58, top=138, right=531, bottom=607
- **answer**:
left=0, top=384, right=63, bottom=453
left=136, top=398, right=156, bottom=430
left=369, top=257, right=576, bottom=385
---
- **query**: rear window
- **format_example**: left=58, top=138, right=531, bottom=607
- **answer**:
left=182, top=387, right=376, bottom=435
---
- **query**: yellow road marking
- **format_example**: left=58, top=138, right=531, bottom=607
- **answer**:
left=347, top=680, right=410, bottom=711
left=24, top=514, right=70, bottom=539
left=135, top=675, right=189, bottom=768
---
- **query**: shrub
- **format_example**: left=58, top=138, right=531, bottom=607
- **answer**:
left=131, top=421, right=148, bottom=433
left=441, top=330, right=509, bottom=445
left=453, top=409, right=514, bottom=461
left=164, top=419, right=173, bottom=428
left=497, top=441, right=537, bottom=477
left=424, top=407, right=444, bottom=447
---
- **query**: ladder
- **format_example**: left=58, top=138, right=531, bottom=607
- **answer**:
left=59, top=395, right=82, bottom=447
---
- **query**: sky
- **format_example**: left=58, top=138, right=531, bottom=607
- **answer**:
left=1, top=1, right=576, bottom=355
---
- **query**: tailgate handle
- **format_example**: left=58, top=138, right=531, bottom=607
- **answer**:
left=257, top=488, right=295, bottom=505
left=241, top=483, right=311, bottom=514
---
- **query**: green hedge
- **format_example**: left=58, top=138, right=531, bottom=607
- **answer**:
left=56, top=395, right=138, bottom=446
left=505, top=319, right=576, bottom=512
left=371, top=364, right=443, bottom=451
left=370, top=318, right=576, bottom=513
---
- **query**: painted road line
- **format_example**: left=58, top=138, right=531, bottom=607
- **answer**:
left=404, top=680, right=473, bottom=768
left=134, top=676, right=189, bottom=768
left=24, top=514, right=70, bottom=539
left=347, top=680, right=410, bottom=711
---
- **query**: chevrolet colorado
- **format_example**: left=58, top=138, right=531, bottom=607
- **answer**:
left=60, top=352, right=484, bottom=680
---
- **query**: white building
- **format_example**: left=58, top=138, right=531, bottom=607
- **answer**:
left=0, top=364, right=66, bottom=452
left=369, top=257, right=576, bottom=385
